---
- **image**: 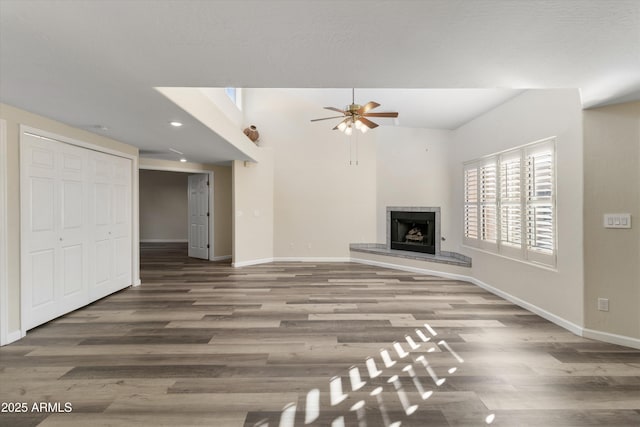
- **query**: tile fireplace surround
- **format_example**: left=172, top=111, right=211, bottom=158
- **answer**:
left=350, top=207, right=471, bottom=268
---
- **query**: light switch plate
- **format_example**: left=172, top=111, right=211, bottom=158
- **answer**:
left=604, top=214, right=631, bottom=229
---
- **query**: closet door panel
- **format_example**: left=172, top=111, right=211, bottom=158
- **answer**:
left=62, top=244, right=83, bottom=296
left=22, top=136, right=60, bottom=328
left=94, top=240, right=111, bottom=283
left=89, top=152, right=114, bottom=299
left=30, top=178, right=56, bottom=235
left=61, top=180, right=83, bottom=229
left=58, top=144, right=88, bottom=312
left=112, top=156, right=131, bottom=287
left=30, top=249, right=56, bottom=308
left=22, top=132, right=132, bottom=330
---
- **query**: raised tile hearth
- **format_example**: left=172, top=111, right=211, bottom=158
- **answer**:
left=350, top=243, right=471, bottom=268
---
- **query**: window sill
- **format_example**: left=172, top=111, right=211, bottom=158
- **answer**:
left=461, top=244, right=557, bottom=272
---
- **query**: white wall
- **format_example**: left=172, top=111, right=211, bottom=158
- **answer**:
left=232, top=149, right=274, bottom=265
left=448, top=90, right=585, bottom=327
left=375, top=127, right=453, bottom=248
left=583, top=101, right=640, bottom=341
left=139, top=170, right=189, bottom=242
left=242, top=89, right=377, bottom=259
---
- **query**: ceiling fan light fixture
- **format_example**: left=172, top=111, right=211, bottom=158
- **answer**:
left=310, top=89, right=398, bottom=133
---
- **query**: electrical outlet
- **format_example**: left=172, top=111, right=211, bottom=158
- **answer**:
left=597, top=298, right=609, bottom=312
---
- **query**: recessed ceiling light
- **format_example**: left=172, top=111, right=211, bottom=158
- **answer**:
left=180, top=158, right=187, bottom=163
left=170, top=121, right=183, bottom=127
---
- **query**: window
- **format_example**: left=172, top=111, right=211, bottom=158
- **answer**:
left=224, top=87, right=242, bottom=110
left=463, top=138, right=556, bottom=267
left=463, top=167, right=478, bottom=239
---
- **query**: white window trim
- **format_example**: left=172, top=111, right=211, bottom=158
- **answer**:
left=463, top=137, right=557, bottom=268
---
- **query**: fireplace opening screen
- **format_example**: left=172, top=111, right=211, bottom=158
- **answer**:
left=390, top=211, right=436, bottom=254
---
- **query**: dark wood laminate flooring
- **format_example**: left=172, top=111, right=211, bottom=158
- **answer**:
left=1, top=243, right=640, bottom=426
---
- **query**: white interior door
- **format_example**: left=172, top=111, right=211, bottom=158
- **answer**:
left=22, top=136, right=59, bottom=328
left=188, top=174, right=209, bottom=259
left=111, top=156, right=132, bottom=288
left=57, top=142, right=89, bottom=314
left=89, top=151, right=132, bottom=300
left=21, top=134, right=89, bottom=329
left=21, top=131, right=132, bottom=330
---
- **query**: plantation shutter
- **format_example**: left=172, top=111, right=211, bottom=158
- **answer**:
left=462, top=137, right=555, bottom=267
left=480, top=161, right=498, bottom=245
left=463, top=165, right=479, bottom=241
left=525, top=142, right=555, bottom=264
left=499, top=154, right=522, bottom=251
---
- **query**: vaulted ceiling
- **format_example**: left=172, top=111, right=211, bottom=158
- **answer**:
left=1, top=0, right=638, bottom=164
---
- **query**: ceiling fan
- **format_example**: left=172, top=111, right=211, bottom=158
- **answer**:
left=310, top=89, right=399, bottom=135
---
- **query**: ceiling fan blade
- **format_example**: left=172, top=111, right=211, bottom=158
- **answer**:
left=310, top=116, right=346, bottom=122
left=324, top=107, right=345, bottom=113
left=332, top=118, right=349, bottom=130
left=357, top=102, right=380, bottom=114
left=362, top=112, right=399, bottom=118
left=358, top=117, right=379, bottom=129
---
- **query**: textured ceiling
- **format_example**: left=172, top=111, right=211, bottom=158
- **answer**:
left=1, top=0, right=638, bottom=163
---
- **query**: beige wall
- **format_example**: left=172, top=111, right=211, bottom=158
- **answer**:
left=213, top=164, right=233, bottom=258
left=0, top=103, right=139, bottom=337
left=375, top=127, right=453, bottom=249
left=448, top=90, right=585, bottom=327
left=232, top=150, right=274, bottom=265
left=0, top=119, right=7, bottom=344
left=139, top=170, right=188, bottom=241
left=583, top=101, right=640, bottom=339
left=139, top=158, right=232, bottom=258
left=242, top=89, right=377, bottom=259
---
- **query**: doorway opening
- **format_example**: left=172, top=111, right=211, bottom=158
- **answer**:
left=139, top=168, right=213, bottom=261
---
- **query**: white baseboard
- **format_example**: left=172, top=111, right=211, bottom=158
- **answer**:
left=583, top=328, right=640, bottom=350
left=273, top=257, right=351, bottom=263
left=351, top=256, right=584, bottom=338
left=212, top=255, right=232, bottom=261
left=133, top=279, right=142, bottom=287
left=232, top=258, right=274, bottom=268
left=232, top=256, right=351, bottom=267
left=140, top=239, right=187, bottom=243
left=467, top=275, right=584, bottom=337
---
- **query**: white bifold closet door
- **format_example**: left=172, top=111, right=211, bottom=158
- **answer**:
left=21, top=133, right=132, bottom=330
left=89, top=151, right=132, bottom=300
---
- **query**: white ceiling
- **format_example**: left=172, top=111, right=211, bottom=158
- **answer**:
left=1, top=0, right=639, bottom=163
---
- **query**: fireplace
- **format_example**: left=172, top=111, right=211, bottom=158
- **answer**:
left=387, top=207, right=440, bottom=255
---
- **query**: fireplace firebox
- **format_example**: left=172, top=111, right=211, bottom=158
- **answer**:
left=389, top=208, right=439, bottom=255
